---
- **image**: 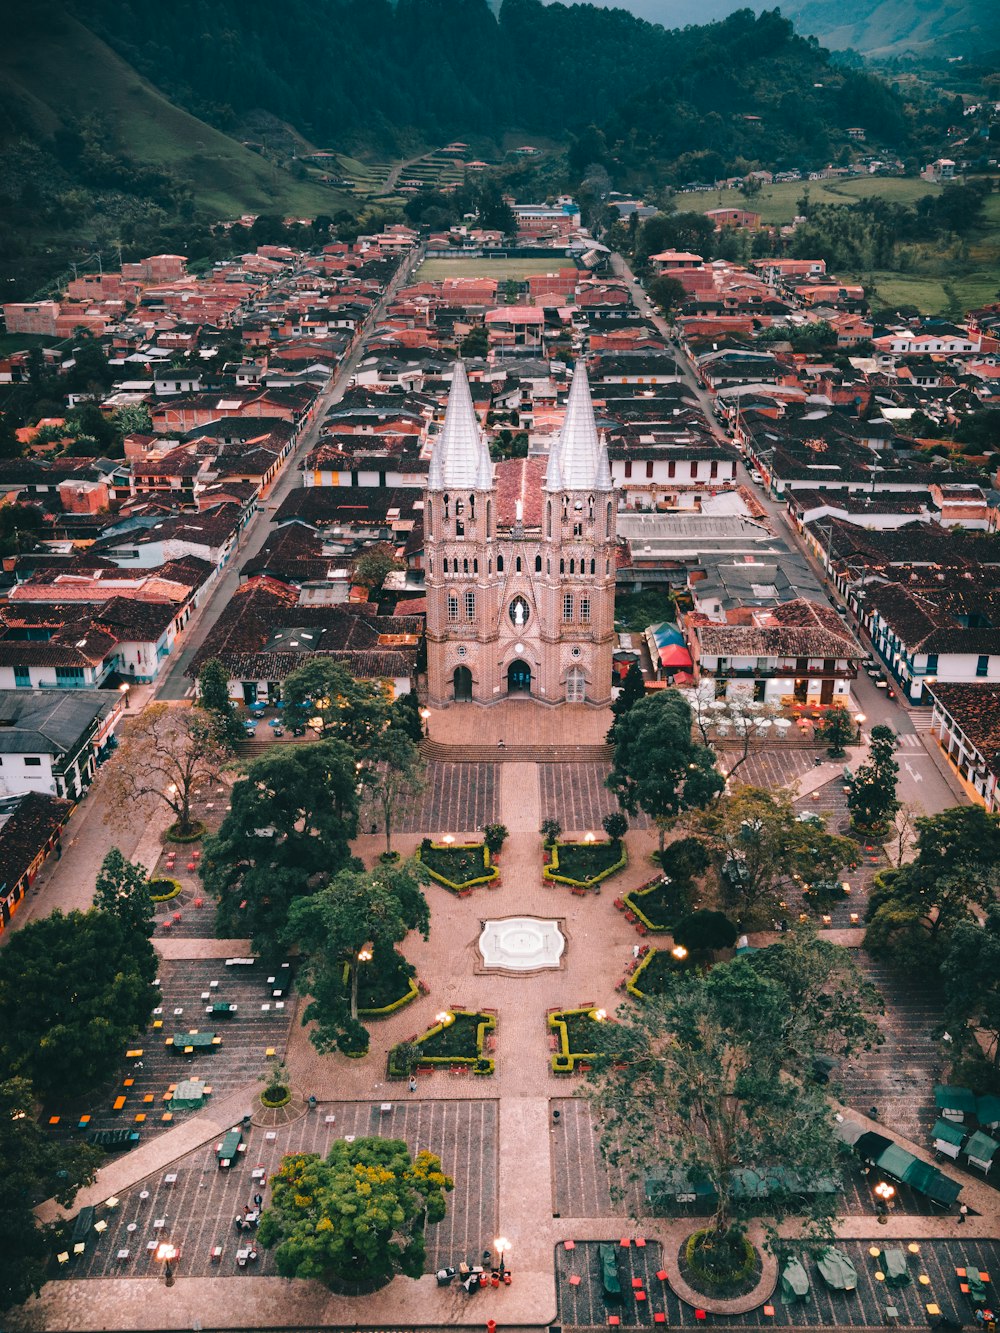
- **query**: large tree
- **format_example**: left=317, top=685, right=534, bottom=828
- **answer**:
left=847, top=724, right=899, bottom=833
left=0, top=1078, right=103, bottom=1310
left=0, top=910, right=157, bottom=1098
left=285, top=861, right=429, bottom=1054
left=94, top=847, right=154, bottom=940
left=865, top=805, right=1000, bottom=959
left=359, top=733, right=425, bottom=856
left=940, top=907, right=1000, bottom=1067
left=588, top=945, right=864, bottom=1245
left=196, top=657, right=245, bottom=750
left=690, top=786, right=858, bottom=928
left=103, top=702, right=225, bottom=838
left=607, top=689, right=724, bottom=854
left=281, top=659, right=390, bottom=754
left=204, top=741, right=360, bottom=951
left=258, top=1137, right=453, bottom=1287
left=683, top=684, right=783, bottom=782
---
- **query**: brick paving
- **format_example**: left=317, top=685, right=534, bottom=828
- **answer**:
left=62, top=1099, right=498, bottom=1281
left=361, top=761, right=501, bottom=834
left=540, top=763, right=651, bottom=831
left=727, top=746, right=824, bottom=792
left=558, top=1238, right=1000, bottom=1328
left=44, top=958, right=294, bottom=1147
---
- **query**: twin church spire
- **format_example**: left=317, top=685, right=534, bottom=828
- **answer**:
left=427, top=359, right=611, bottom=495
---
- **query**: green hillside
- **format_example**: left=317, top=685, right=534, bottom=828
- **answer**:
left=0, top=5, right=339, bottom=220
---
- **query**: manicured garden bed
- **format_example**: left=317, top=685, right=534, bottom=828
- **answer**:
left=388, top=1009, right=495, bottom=1077
left=544, top=839, right=626, bottom=888
left=627, top=949, right=687, bottom=998
left=549, top=1006, right=604, bottom=1074
left=416, top=841, right=498, bottom=892
left=679, top=1229, right=761, bottom=1299
left=164, top=821, right=205, bottom=843
left=354, top=949, right=419, bottom=1017
left=623, top=878, right=686, bottom=931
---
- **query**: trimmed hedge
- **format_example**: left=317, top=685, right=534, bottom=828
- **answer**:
left=548, top=1006, right=601, bottom=1073
left=684, top=1229, right=756, bottom=1291
left=361, top=974, right=420, bottom=1017
left=623, top=877, right=684, bottom=931
left=388, top=1009, right=495, bottom=1078
left=415, top=841, right=498, bottom=892
left=149, top=877, right=182, bottom=903
left=627, top=949, right=686, bottom=999
left=260, top=1085, right=292, bottom=1108
left=164, top=821, right=206, bottom=843
left=543, top=839, right=627, bottom=889
left=344, top=949, right=421, bottom=1017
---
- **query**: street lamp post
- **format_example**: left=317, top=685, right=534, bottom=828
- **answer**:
left=854, top=712, right=866, bottom=744
left=119, top=682, right=131, bottom=710
left=495, top=1235, right=511, bottom=1276
left=156, top=1241, right=177, bottom=1285
left=419, top=707, right=431, bottom=737
left=874, top=1180, right=895, bottom=1223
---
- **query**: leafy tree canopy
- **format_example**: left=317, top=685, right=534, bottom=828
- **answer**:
left=196, top=657, right=245, bottom=749
left=0, top=1078, right=103, bottom=1310
left=258, top=1137, right=453, bottom=1287
left=94, top=846, right=154, bottom=940
left=606, top=689, right=724, bottom=853
left=285, top=860, right=429, bottom=1054
left=281, top=659, right=390, bottom=754
left=204, top=740, right=361, bottom=951
left=0, top=910, right=157, bottom=1098
left=940, top=906, right=1000, bottom=1068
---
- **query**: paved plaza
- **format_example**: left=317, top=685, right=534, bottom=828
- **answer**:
left=13, top=701, right=999, bottom=1333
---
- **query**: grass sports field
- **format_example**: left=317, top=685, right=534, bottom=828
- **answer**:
left=416, top=257, right=577, bottom=279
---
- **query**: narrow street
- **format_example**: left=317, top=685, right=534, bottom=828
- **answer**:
left=611, top=250, right=962, bottom=815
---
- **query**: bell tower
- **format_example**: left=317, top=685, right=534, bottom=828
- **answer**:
left=424, top=362, right=496, bottom=707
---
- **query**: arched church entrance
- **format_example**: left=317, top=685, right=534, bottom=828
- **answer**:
left=507, top=660, right=532, bottom=695
left=453, top=665, right=472, bottom=701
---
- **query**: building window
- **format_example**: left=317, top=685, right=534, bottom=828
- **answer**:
left=497, top=554, right=504, bottom=572
left=546, top=500, right=552, bottom=538
left=710, top=460, right=718, bottom=479
left=566, top=666, right=586, bottom=703
left=56, top=667, right=86, bottom=686
left=590, top=559, right=596, bottom=575
left=977, top=655, right=989, bottom=677
left=581, top=597, right=591, bottom=624
left=24, top=757, right=41, bottom=767
left=14, top=667, right=30, bottom=688
left=535, top=555, right=542, bottom=572
left=447, top=594, right=459, bottom=623
left=624, top=460, right=632, bottom=479
left=465, top=591, right=476, bottom=621
left=516, top=556, right=522, bottom=573
left=573, top=522, right=582, bottom=537
left=645, top=460, right=654, bottom=479
left=668, top=460, right=676, bottom=478
left=443, top=493, right=450, bottom=520
left=925, top=654, right=938, bottom=674
left=563, top=594, right=574, bottom=621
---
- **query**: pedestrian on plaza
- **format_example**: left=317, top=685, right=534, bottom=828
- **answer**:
left=869, top=1106, right=879, bottom=1121
left=958, top=1204, right=968, bottom=1224
left=234, top=1215, right=243, bottom=1232
left=408, top=1075, right=417, bottom=1093
left=632, top=944, right=641, bottom=960
left=253, top=1193, right=263, bottom=1208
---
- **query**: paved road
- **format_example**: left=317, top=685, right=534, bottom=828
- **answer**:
left=611, top=252, right=960, bottom=817
left=157, top=247, right=422, bottom=701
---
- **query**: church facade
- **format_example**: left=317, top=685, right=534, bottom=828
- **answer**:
left=424, top=361, right=618, bottom=708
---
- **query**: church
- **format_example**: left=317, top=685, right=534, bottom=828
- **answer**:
left=424, top=361, right=618, bottom=708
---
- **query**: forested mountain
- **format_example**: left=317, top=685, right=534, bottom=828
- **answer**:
left=68, top=0, right=907, bottom=162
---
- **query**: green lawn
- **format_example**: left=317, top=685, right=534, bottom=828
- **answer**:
left=678, top=177, right=944, bottom=226
left=417, top=257, right=576, bottom=280
left=0, top=333, right=64, bottom=356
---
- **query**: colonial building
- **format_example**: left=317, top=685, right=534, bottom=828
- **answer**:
left=424, top=362, right=617, bottom=707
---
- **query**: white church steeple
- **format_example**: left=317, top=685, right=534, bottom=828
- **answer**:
left=546, top=361, right=612, bottom=492
left=427, top=361, right=493, bottom=492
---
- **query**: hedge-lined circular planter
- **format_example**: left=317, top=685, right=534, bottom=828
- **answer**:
left=680, top=1229, right=760, bottom=1299
left=261, top=1085, right=292, bottom=1109
left=150, top=877, right=183, bottom=903
left=164, top=821, right=206, bottom=844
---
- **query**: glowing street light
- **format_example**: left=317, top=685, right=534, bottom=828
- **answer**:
left=156, top=1241, right=177, bottom=1286
left=435, top=1011, right=454, bottom=1027
left=419, top=707, right=431, bottom=736
left=119, top=682, right=131, bottom=710
left=441, top=834, right=454, bottom=847
left=854, top=712, right=866, bottom=743
left=495, top=1235, right=511, bottom=1274
left=671, top=945, right=688, bottom=961
left=357, top=942, right=373, bottom=964
left=583, top=831, right=596, bottom=844
left=590, top=1008, right=607, bottom=1021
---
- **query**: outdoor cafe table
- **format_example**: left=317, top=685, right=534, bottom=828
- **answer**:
left=171, top=1079, right=207, bottom=1110
left=166, top=1032, right=220, bottom=1055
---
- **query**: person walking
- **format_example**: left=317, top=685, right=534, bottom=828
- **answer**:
left=408, top=1075, right=417, bottom=1093
left=958, top=1203, right=968, bottom=1224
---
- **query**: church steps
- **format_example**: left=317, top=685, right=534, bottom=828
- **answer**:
left=420, top=739, right=612, bottom=764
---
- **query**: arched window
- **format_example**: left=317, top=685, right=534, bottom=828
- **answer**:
left=566, top=666, right=586, bottom=703
left=569, top=558, right=575, bottom=574
left=497, top=554, right=504, bottom=573
left=443, top=558, right=449, bottom=574
left=590, top=558, right=596, bottom=575
left=606, top=501, right=613, bottom=538
left=447, top=593, right=459, bottom=623
left=427, top=499, right=433, bottom=537
left=444, top=494, right=450, bottom=520
left=535, top=555, right=542, bottom=572
left=469, top=494, right=476, bottom=520
left=516, top=556, right=522, bottom=573
left=606, top=559, right=610, bottom=574
left=463, top=558, right=469, bottom=574
left=588, top=494, right=594, bottom=520
left=488, top=558, right=492, bottom=574
left=560, top=559, right=565, bottom=574
left=486, top=499, right=491, bottom=534
left=546, top=500, right=552, bottom=538
left=455, top=518, right=465, bottom=537
left=455, top=498, right=464, bottom=516
left=473, top=558, right=479, bottom=573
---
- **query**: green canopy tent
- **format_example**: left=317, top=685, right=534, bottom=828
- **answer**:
left=935, top=1085, right=976, bottom=1122
left=931, top=1118, right=966, bottom=1161
left=171, top=1079, right=207, bottom=1111
left=816, top=1247, right=857, bottom=1292
left=976, top=1094, right=1000, bottom=1130
left=599, top=1243, right=622, bottom=1300
left=964, top=1130, right=999, bottom=1176
left=881, top=1249, right=910, bottom=1285
left=780, top=1256, right=810, bottom=1301
left=644, top=1171, right=714, bottom=1208
left=873, top=1143, right=963, bottom=1207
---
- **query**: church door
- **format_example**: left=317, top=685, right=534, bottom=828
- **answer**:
left=453, top=665, right=472, bottom=702
left=507, top=660, right=532, bottom=695
left=566, top=667, right=586, bottom=703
